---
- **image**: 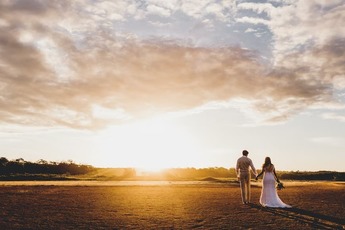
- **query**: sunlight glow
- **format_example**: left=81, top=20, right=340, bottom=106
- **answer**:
left=95, top=118, right=201, bottom=171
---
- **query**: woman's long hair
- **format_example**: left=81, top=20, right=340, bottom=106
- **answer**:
left=262, top=157, right=272, bottom=169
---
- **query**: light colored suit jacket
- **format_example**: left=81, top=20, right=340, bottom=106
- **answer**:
left=236, top=156, right=257, bottom=177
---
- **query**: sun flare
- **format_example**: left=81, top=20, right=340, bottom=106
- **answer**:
left=96, top=118, right=201, bottom=171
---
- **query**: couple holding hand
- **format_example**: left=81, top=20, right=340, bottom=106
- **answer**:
left=236, top=150, right=291, bottom=208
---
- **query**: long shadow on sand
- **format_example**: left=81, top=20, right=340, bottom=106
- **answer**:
left=248, top=203, right=345, bottom=230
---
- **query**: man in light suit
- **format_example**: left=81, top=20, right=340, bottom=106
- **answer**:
left=236, top=150, right=257, bottom=204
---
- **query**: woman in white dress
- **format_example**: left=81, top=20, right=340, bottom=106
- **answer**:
left=256, top=157, right=291, bottom=208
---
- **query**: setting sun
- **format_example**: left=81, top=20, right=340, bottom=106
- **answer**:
left=95, top=118, right=201, bottom=171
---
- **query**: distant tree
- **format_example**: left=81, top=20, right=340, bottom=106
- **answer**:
left=6, top=160, right=24, bottom=174
left=0, top=157, right=9, bottom=166
left=0, top=157, right=9, bottom=174
left=15, top=158, right=25, bottom=164
left=37, top=159, right=48, bottom=164
left=0, top=157, right=95, bottom=176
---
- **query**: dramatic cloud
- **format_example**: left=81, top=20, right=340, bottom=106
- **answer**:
left=0, top=0, right=344, bottom=129
left=237, top=0, right=345, bottom=121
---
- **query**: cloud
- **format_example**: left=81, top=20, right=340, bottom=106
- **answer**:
left=269, top=1, right=345, bottom=61
left=244, top=28, right=256, bottom=33
left=236, top=16, right=269, bottom=25
left=310, top=136, right=345, bottom=147
left=237, top=1, right=345, bottom=63
left=0, top=0, right=344, bottom=129
left=321, top=112, right=345, bottom=122
left=236, top=0, right=345, bottom=119
left=180, top=0, right=235, bottom=22
left=146, top=4, right=172, bottom=17
left=237, top=2, right=274, bottom=16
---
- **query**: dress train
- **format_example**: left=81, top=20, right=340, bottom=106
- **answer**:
left=260, top=172, right=291, bottom=208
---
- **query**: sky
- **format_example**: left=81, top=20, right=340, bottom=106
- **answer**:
left=0, top=0, right=344, bottom=172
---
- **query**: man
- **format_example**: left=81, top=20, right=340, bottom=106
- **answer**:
left=236, top=150, right=257, bottom=204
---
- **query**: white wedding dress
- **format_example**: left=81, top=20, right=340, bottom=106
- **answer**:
left=260, top=166, right=292, bottom=208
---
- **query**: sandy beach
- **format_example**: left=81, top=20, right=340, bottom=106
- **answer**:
left=0, top=181, right=344, bottom=229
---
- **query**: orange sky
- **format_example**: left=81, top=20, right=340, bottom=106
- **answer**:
left=0, top=0, right=344, bottom=171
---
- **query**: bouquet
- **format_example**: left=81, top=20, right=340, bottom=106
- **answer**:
left=276, top=181, right=285, bottom=190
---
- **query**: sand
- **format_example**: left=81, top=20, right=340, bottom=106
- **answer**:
left=0, top=181, right=344, bottom=229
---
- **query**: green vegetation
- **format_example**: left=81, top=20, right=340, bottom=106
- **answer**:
left=0, top=157, right=94, bottom=180
left=277, top=170, right=345, bottom=181
left=158, top=168, right=345, bottom=181
left=0, top=157, right=344, bottom=181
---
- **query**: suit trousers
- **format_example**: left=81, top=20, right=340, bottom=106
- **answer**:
left=239, top=173, right=251, bottom=203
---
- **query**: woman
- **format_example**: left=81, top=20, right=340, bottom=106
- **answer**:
left=256, top=157, right=291, bottom=208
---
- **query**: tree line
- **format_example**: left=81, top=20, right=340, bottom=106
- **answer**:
left=160, top=168, right=345, bottom=181
left=0, top=157, right=94, bottom=176
left=162, top=167, right=237, bottom=179
left=277, top=170, right=345, bottom=181
left=0, top=157, right=344, bottom=181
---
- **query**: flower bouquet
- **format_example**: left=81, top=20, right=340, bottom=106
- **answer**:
left=276, top=181, right=285, bottom=190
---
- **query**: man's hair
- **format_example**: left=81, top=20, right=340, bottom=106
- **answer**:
left=242, top=150, right=249, bottom=156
